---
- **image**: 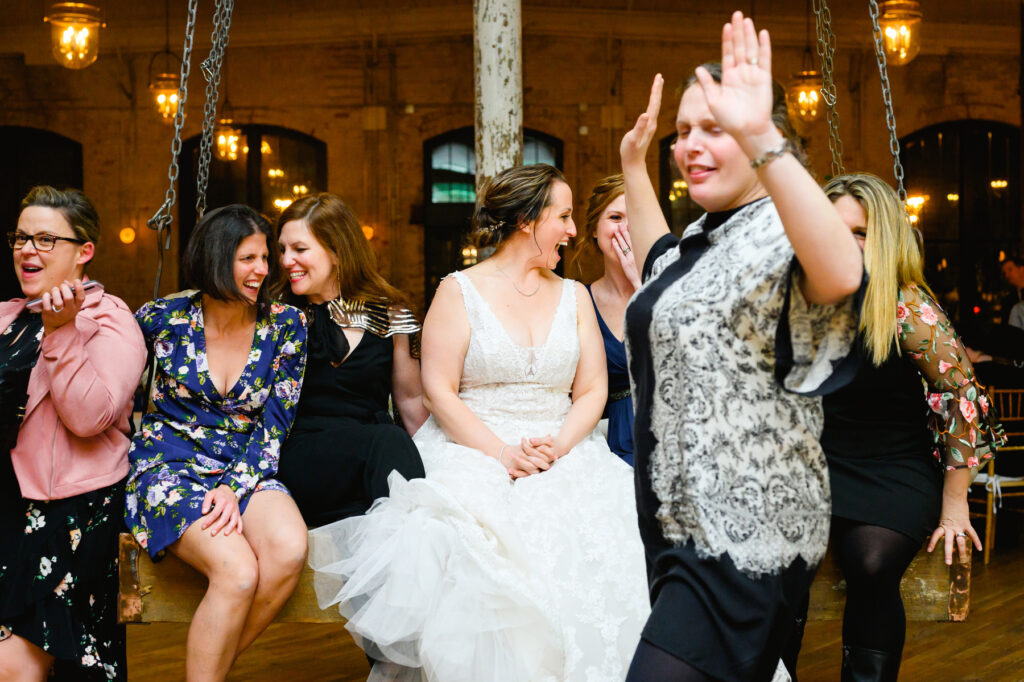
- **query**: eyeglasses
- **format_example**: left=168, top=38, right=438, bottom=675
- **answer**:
left=7, top=231, right=87, bottom=252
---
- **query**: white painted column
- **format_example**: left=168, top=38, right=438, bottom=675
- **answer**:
left=473, top=0, right=523, bottom=190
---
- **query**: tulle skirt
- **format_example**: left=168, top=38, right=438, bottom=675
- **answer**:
left=308, top=416, right=650, bottom=682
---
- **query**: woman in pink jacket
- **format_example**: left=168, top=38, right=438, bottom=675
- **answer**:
left=0, top=186, right=146, bottom=681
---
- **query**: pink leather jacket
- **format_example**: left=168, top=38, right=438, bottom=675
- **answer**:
left=1, top=288, right=146, bottom=500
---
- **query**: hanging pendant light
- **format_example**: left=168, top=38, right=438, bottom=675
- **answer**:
left=786, top=3, right=822, bottom=124
left=787, top=59, right=823, bottom=123
left=148, top=0, right=182, bottom=123
left=213, top=50, right=242, bottom=162
left=215, top=118, right=242, bottom=161
left=149, top=70, right=181, bottom=122
left=43, top=3, right=105, bottom=70
left=879, top=0, right=922, bottom=66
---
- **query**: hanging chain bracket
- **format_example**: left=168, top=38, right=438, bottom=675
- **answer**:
left=146, top=0, right=199, bottom=300
left=195, top=0, right=235, bottom=218
left=868, top=0, right=908, bottom=202
left=812, top=0, right=844, bottom=178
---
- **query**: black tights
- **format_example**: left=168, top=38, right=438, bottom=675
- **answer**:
left=832, top=517, right=921, bottom=655
left=626, top=640, right=717, bottom=682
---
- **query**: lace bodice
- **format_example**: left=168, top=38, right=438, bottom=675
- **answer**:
left=450, top=271, right=579, bottom=431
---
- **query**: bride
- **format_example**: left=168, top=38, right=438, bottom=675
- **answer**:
left=309, top=163, right=650, bottom=681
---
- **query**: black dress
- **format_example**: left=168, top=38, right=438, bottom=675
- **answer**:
left=822, top=345, right=940, bottom=540
left=625, top=200, right=861, bottom=681
left=277, top=301, right=425, bottom=528
left=823, top=286, right=1005, bottom=541
left=0, top=310, right=126, bottom=680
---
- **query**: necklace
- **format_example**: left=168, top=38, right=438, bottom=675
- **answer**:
left=495, top=264, right=541, bottom=297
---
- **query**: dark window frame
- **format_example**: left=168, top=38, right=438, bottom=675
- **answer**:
left=178, top=125, right=326, bottom=288
left=899, top=119, right=1020, bottom=324
left=421, top=127, right=564, bottom=303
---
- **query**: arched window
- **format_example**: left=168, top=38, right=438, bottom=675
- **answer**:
left=900, top=121, right=1020, bottom=323
left=429, top=140, right=476, bottom=204
left=178, top=125, right=327, bottom=287
left=658, top=132, right=703, bottom=235
left=422, top=127, right=563, bottom=300
left=0, top=127, right=83, bottom=299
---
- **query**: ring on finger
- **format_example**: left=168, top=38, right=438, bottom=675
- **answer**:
left=621, top=246, right=632, bottom=255
left=748, top=56, right=759, bottom=66
left=956, top=531, right=967, bottom=538
left=51, top=303, right=64, bottom=313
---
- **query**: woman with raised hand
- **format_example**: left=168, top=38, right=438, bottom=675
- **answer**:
left=788, top=172, right=1003, bottom=681
left=309, top=164, right=649, bottom=682
left=275, top=193, right=427, bottom=528
left=125, top=205, right=307, bottom=681
left=572, top=174, right=640, bottom=464
left=0, top=186, right=146, bottom=681
left=620, top=12, right=864, bottom=681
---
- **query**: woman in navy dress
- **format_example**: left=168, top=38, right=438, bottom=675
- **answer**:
left=573, top=174, right=639, bottom=464
left=125, top=205, right=308, bottom=680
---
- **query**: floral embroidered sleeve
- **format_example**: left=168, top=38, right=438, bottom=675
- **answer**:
left=216, top=305, right=308, bottom=497
left=898, top=284, right=1006, bottom=470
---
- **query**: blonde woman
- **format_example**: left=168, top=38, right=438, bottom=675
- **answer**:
left=572, top=174, right=639, bottom=463
left=792, top=173, right=1004, bottom=680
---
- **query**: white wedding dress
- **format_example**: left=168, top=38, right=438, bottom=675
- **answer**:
left=309, top=271, right=650, bottom=682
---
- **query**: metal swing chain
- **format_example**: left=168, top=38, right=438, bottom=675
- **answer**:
left=195, top=0, right=235, bottom=218
left=812, top=0, right=844, bottom=177
left=146, top=0, right=200, bottom=300
left=868, top=0, right=907, bottom=202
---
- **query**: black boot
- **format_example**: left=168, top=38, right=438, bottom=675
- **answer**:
left=841, top=645, right=901, bottom=682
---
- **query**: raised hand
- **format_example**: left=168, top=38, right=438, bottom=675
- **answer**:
left=620, top=74, right=663, bottom=171
left=694, top=11, right=776, bottom=146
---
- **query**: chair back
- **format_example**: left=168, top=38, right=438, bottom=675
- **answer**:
left=993, top=389, right=1024, bottom=448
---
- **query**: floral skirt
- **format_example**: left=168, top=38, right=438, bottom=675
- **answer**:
left=0, top=479, right=126, bottom=681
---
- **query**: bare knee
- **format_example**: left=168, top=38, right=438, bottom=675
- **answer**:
left=0, top=634, right=52, bottom=682
left=259, top=530, right=308, bottom=580
left=207, top=552, right=260, bottom=600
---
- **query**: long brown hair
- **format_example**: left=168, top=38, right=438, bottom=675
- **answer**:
left=570, top=174, right=625, bottom=277
left=273, top=193, right=411, bottom=310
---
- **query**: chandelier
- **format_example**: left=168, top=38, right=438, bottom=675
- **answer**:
left=43, top=3, right=105, bottom=70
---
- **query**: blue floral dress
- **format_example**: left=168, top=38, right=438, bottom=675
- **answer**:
left=125, top=295, right=307, bottom=558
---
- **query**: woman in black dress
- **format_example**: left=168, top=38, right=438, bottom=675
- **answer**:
left=275, top=193, right=427, bottom=527
left=793, top=173, right=1004, bottom=680
left=620, top=13, right=865, bottom=681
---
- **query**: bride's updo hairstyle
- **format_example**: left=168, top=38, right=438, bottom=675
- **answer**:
left=683, top=61, right=810, bottom=171
left=472, top=163, right=568, bottom=249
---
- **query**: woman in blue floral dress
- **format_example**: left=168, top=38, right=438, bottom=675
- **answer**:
left=125, top=205, right=307, bottom=680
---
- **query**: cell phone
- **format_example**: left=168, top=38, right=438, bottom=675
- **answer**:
left=25, top=280, right=104, bottom=313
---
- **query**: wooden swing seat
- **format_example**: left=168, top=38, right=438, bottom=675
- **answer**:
left=118, top=532, right=970, bottom=625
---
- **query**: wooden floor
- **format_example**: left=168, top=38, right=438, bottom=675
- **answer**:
left=127, top=534, right=1024, bottom=681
